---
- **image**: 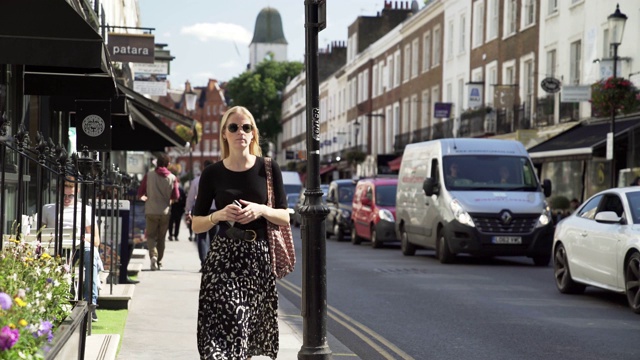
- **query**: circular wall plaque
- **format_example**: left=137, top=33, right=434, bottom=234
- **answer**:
left=82, top=114, right=106, bottom=137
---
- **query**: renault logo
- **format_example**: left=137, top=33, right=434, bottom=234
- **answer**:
left=500, top=211, right=512, bottom=225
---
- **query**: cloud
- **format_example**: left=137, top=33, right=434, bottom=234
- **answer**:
left=219, top=61, right=239, bottom=69
left=181, top=23, right=252, bottom=44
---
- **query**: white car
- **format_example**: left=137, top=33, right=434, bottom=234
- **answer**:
left=553, top=187, right=640, bottom=314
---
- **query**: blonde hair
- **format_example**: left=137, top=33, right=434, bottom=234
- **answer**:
left=219, top=106, right=262, bottom=159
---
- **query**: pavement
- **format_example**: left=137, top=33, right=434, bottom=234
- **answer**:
left=85, top=220, right=357, bottom=360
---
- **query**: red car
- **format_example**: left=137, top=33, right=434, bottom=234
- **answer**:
left=351, top=177, right=398, bottom=248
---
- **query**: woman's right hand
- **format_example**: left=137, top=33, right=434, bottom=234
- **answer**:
left=217, top=202, right=243, bottom=223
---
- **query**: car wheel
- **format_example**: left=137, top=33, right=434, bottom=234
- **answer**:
left=624, top=252, right=640, bottom=314
left=532, top=253, right=551, bottom=267
left=334, top=223, right=345, bottom=242
left=400, top=228, right=416, bottom=256
left=351, top=224, right=362, bottom=245
left=436, top=231, right=455, bottom=264
left=553, top=243, right=585, bottom=294
left=371, top=227, right=383, bottom=249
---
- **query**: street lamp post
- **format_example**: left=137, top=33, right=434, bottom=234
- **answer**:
left=354, top=121, right=361, bottom=151
left=299, top=1, right=331, bottom=359
left=607, top=4, right=627, bottom=188
left=185, top=90, right=198, bottom=177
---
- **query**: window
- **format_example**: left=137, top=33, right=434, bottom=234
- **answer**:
left=570, top=40, right=581, bottom=85
left=487, top=0, right=499, bottom=40
left=431, top=86, right=440, bottom=120
left=204, top=139, right=211, bottom=152
left=505, top=64, right=515, bottom=85
left=411, top=39, right=419, bottom=79
left=357, top=72, right=363, bottom=103
left=547, top=0, right=558, bottom=15
left=546, top=49, right=556, bottom=76
left=447, top=20, right=454, bottom=59
left=410, top=94, right=418, bottom=132
left=505, top=0, right=517, bottom=36
left=603, top=29, right=611, bottom=58
left=433, top=27, right=441, bottom=66
left=211, top=120, right=218, bottom=133
left=457, top=78, right=464, bottom=115
left=473, top=2, right=485, bottom=47
left=204, top=121, right=211, bottom=134
left=394, top=51, right=401, bottom=87
left=378, top=60, right=385, bottom=94
left=423, top=32, right=431, bottom=72
left=363, top=69, right=369, bottom=102
left=207, top=105, right=211, bottom=116
left=486, top=63, right=497, bottom=105
left=372, top=65, right=378, bottom=98
left=459, top=14, right=467, bottom=54
left=388, top=55, right=394, bottom=89
left=523, top=0, right=535, bottom=27
left=404, top=44, right=411, bottom=82
left=402, top=98, right=409, bottom=133
left=523, top=58, right=534, bottom=104
left=578, top=195, right=602, bottom=220
left=421, top=90, right=430, bottom=127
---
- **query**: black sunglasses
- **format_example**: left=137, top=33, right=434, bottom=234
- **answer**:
left=227, top=123, right=253, bottom=134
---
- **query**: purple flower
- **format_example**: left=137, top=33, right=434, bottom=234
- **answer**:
left=0, top=326, right=20, bottom=351
left=33, top=320, right=54, bottom=342
left=46, top=278, right=53, bottom=284
left=0, top=293, right=11, bottom=310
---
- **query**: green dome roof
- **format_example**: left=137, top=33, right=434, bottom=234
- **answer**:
left=251, top=7, right=288, bottom=44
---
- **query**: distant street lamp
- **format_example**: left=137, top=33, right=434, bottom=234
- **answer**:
left=185, top=90, right=198, bottom=177
left=607, top=4, right=627, bottom=188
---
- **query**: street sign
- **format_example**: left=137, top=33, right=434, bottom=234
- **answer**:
left=561, top=86, right=591, bottom=103
left=541, top=77, right=561, bottom=93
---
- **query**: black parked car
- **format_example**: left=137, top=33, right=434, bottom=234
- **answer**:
left=326, top=179, right=357, bottom=241
left=291, top=184, right=329, bottom=227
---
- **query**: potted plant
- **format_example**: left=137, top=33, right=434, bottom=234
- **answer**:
left=590, top=77, right=640, bottom=117
left=0, top=229, right=73, bottom=359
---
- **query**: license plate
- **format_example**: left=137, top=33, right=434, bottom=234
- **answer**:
left=492, top=236, right=522, bottom=244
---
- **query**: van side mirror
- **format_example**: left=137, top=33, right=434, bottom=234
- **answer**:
left=423, top=177, right=438, bottom=197
left=542, top=179, right=552, bottom=198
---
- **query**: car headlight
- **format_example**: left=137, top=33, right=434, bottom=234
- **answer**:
left=378, top=209, right=395, bottom=222
left=450, top=199, right=475, bottom=227
left=536, top=207, right=552, bottom=228
left=340, top=209, right=351, bottom=220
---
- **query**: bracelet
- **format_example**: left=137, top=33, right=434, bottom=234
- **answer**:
left=208, top=213, right=216, bottom=225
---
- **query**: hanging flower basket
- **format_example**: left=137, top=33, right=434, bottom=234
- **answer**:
left=590, top=77, right=640, bottom=117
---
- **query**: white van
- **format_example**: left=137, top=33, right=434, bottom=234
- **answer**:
left=395, top=138, right=554, bottom=266
left=281, top=171, right=303, bottom=196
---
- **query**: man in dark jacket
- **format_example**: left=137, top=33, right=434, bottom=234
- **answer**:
left=169, top=185, right=186, bottom=241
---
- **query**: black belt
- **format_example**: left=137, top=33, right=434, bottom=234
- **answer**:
left=221, top=226, right=264, bottom=242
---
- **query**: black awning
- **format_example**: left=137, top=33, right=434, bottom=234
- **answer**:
left=127, top=101, right=187, bottom=150
left=0, top=0, right=105, bottom=69
left=117, top=83, right=196, bottom=128
left=111, top=114, right=173, bottom=152
left=529, top=118, right=640, bottom=159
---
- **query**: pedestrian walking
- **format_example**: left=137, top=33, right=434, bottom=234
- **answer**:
left=169, top=184, right=186, bottom=241
left=192, top=106, right=289, bottom=359
left=137, top=153, right=179, bottom=271
left=185, top=159, right=215, bottom=270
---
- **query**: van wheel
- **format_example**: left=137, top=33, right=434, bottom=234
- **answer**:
left=437, top=231, right=455, bottom=264
left=401, top=228, right=416, bottom=256
left=334, top=223, right=345, bottom=242
left=625, top=252, right=640, bottom=313
left=371, top=227, right=383, bottom=249
left=351, top=224, right=362, bottom=245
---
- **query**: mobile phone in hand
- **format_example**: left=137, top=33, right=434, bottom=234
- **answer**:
left=228, top=200, right=242, bottom=227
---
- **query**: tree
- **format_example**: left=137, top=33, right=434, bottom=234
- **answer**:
left=225, top=59, right=304, bottom=154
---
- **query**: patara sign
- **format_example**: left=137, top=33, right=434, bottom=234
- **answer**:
left=108, top=33, right=155, bottom=63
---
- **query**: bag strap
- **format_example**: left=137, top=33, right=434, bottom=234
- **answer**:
left=264, top=157, right=275, bottom=208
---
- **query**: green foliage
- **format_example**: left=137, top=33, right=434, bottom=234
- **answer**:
left=225, top=59, right=304, bottom=152
left=175, top=121, right=203, bottom=145
left=345, top=150, right=366, bottom=165
left=550, top=195, right=570, bottom=210
left=0, top=227, right=73, bottom=359
left=590, top=77, right=640, bottom=117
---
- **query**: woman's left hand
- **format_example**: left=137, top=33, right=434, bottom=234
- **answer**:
left=236, top=199, right=265, bottom=224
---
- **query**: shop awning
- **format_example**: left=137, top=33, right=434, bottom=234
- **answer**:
left=0, top=0, right=105, bottom=69
left=388, top=155, right=403, bottom=171
left=528, top=118, right=640, bottom=159
left=319, top=165, right=337, bottom=176
left=110, top=101, right=187, bottom=151
left=118, top=83, right=196, bottom=128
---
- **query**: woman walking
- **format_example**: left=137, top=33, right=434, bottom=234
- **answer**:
left=192, top=106, right=289, bottom=359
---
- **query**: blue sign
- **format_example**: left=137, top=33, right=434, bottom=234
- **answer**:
left=324, top=140, right=332, bottom=146
left=434, top=102, right=452, bottom=118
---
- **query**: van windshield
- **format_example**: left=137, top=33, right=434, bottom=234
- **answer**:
left=443, top=155, right=539, bottom=191
left=284, top=184, right=302, bottom=195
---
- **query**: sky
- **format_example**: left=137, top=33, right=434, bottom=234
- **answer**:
left=138, top=0, right=388, bottom=89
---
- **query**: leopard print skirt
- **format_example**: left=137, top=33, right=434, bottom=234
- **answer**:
left=197, top=234, right=279, bottom=360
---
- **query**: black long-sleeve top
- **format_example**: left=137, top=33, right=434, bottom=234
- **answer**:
left=193, top=156, right=288, bottom=231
